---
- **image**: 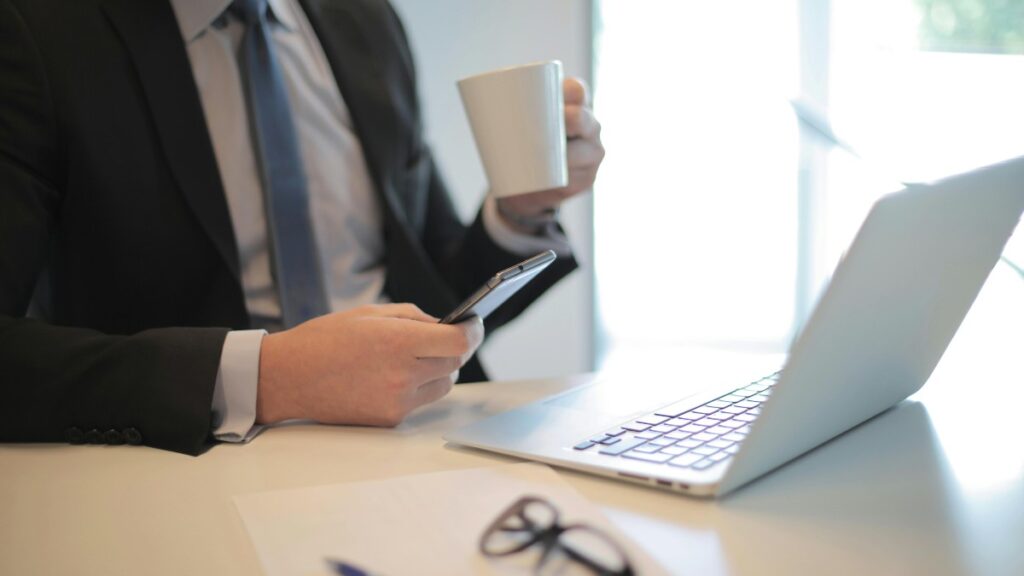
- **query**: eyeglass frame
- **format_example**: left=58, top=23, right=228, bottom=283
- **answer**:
left=478, top=495, right=636, bottom=576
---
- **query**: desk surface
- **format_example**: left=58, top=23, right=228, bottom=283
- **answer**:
left=3, top=267, right=1023, bottom=575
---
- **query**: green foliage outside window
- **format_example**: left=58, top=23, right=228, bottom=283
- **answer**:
left=916, top=0, right=1024, bottom=53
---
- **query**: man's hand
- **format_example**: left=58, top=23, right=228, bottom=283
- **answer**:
left=255, top=304, right=484, bottom=427
left=497, top=77, right=605, bottom=228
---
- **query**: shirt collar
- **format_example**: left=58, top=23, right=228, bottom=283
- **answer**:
left=266, top=0, right=299, bottom=33
left=169, top=0, right=298, bottom=43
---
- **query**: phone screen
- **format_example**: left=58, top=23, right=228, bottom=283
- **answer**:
left=440, top=250, right=557, bottom=324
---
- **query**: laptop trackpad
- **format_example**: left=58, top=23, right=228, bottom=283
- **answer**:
left=543, top=377, right=689, bottom=418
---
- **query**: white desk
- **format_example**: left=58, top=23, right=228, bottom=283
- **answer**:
left=3, top=266, right=1023, bottom=575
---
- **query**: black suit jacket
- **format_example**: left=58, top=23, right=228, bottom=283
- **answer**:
left=0, top=0, right=576, bottom=454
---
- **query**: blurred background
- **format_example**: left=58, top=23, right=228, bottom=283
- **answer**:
left=391, top=0, right=1024, bottom=381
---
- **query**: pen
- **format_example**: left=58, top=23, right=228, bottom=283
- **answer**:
left=326, top=558, right=381, bottom=576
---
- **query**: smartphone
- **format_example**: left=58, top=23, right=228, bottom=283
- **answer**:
left=440, top=250, right=557, bottom=324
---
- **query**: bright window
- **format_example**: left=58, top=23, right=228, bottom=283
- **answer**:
left=593, top=0, right=1024, bottom=371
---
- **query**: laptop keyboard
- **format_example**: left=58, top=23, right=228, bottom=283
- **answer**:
left=571, top=372, right=780, bottom=471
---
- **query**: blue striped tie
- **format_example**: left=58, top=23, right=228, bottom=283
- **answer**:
left=233, top=0, right=328, bottom=327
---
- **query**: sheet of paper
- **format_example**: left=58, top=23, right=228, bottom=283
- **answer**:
left=234, top=462, right=666, bottom=575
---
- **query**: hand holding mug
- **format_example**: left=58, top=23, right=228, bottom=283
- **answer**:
left=497, top=77, right=604, bottom=225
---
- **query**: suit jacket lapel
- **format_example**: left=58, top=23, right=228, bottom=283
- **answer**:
left=101, top=0, right=241, bottom=280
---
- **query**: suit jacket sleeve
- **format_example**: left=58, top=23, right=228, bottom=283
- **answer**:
left=0, top=0, right=225, bottom=455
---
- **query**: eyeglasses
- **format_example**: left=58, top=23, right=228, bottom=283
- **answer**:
left=479, top=495, right=635, bottom=576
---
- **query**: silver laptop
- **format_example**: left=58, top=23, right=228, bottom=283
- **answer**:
left=445, top=156, right=1024, bottom=497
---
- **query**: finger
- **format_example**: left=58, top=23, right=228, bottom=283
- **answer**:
left=564, top=105, right=599, bottom=140
left=563, top=77, right=589, bottom=106
left=566, top=138, right=605, bottom=170
left=457, top=317, right=484, bottom=365
left=410, top=374, right=457, bottom=408
left=405, top=318, right=483, bottom=357
left=566, top=166, right=599, bottom=194
left=460, top=316, right=484, bottom=353
left=505, top=175, right=591, bottom=206
left=412, top=355, right=462, bottom=382
left=498, top=189, right=561, bottom=213
left=371, top=303, right=439, bottom=323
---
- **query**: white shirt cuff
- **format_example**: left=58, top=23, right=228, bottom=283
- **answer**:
left=212, top=329, right=267, bottom=443
left=482, top=195, right=573, bottom=258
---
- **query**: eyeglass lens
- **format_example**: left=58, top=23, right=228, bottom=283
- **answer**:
left=557, top=525, right=631, bottom=575
left=481, top=498, right=559, bottom=555
left=481, top=497, right=633, bottom=575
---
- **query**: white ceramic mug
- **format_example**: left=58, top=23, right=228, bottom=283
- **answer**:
left=457, top=60, right=568, bottom=198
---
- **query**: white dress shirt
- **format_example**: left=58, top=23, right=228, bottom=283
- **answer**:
left=168, top=0, right=571, bottom=442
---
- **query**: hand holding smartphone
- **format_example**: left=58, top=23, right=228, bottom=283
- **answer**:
left=440, top=250, right=557, bottom=324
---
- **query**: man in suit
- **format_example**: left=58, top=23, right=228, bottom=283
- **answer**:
left=0, top=0, right=604, bottom=454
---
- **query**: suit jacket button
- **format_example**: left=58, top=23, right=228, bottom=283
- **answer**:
left=103, top=429, right=124, bottom=445
left=65, top=427, right=86, bottom=445
left=123, top=427, right=143, bottom=445
left=85, top=429, right=104, bottom=444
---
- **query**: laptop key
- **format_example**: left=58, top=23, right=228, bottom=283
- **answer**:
left=637, top=415, right=669, bottom=426
left=736, top=400, right=759, bottom=409
left=735, top=413, right=758, bottom=423
left=598, top=437, right=645, bottom=456
left=676, top=438, right=702, bottom=448
left=600, top=436, right=621, bottom=446
left=634, top=431, right=662, bottom=440
left=668, top=453, right=703, bottom=468
left=723, top=432, right=746, bottom=442
left=709, top=452, right=730, bottom=462
left=692, top=458, right=716, bottom=470
left=665, top=431, right=692, bottom=441
left=604, top=428, right=627, bottom=437
left=623, top=451, right=674, bottom=464
left=706, top=426, right=731, bottom=435
left=648, top=438, right=675, bottom=447
left=695, top=418, right=720, bottom=427
left=650, top=424, right=677, bottom=434
left=666, top=418, right=692, bottom=427
left=691, top=432, right=716, bottom=442
left=719, top=419, right=745, bottom=429
left=680, top=424, right=706, bottom=434
left=704, top=412, right=731, bottom=421
left=692, top=446, right=719, bottom=456
left=721, top=406, right=746, bottom=415
left=719, top=394, right=745, bottom=403
left=621, top=422, right=650, bottom=432
left=662, top=446, right=689, bottom=456
left=708, top=439, right=733, bottom=449
left=706, top=400, right=730, bottom=409
left=633, top=443, right=662, bottom=453
left=573, top=440, right=596, bottom=450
